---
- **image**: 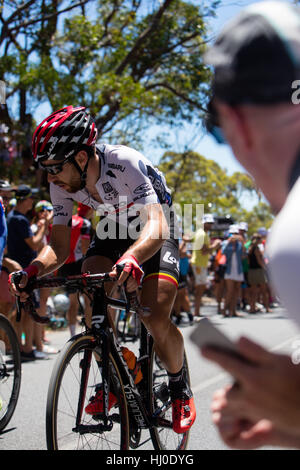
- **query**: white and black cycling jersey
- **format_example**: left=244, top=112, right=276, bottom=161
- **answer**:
left=50, top=144, right=174, bottom=229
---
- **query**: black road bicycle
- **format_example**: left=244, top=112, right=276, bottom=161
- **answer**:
left=16, top=271, right=191, bottom=450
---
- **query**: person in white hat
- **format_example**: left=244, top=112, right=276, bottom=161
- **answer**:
left=190, top=214, right=221, bottom=317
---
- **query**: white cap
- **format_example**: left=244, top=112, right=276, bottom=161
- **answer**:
left=229, top=224, right=239, bottom=234
left=239, top=222, right=248, bottom=231
left=202, top=214, right=214, bottom=224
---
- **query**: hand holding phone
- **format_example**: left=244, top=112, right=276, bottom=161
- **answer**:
left=189, top=318, right=251, bottom=364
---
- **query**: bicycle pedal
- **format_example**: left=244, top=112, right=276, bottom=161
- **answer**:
left=155, top=382, right=170, bottom=403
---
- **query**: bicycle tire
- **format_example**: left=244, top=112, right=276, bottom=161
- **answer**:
left=0, top=314, right=21, bottom=432
left=149, top=347, right=190, bottom=450
left=46, top=333, right=129, bottom=450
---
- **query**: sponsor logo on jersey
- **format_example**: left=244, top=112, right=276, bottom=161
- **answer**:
left=133, top=182, right=152, bottom=194
left=108, top=163, right=126, bottom=172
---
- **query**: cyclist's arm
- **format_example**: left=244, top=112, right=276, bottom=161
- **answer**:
left=30, top=224, right=71, bottom=276
left=112, top=203, right=169, bottom=288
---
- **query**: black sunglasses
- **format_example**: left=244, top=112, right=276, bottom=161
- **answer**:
left=39, top=160, right=70, bottom=175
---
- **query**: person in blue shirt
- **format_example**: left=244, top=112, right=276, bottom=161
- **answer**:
left=6, top=185, right=51, bottom=360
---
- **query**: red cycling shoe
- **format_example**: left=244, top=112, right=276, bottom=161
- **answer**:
left=85, top=389, right=118, bottom=415
left=171, top=388, right=196, bottom=434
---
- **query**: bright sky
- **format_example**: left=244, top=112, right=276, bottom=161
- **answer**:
left=144, top=0, right=293, bottom=211
left=192, top=0, right=263, bottom=176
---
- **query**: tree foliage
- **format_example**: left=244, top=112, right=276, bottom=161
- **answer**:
left=1, top=0, right=218, bottom=142
left=158, top=150, right=274, bottom=233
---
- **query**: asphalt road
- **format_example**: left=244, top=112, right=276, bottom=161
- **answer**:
left=1, top=301, right=299, bottom=451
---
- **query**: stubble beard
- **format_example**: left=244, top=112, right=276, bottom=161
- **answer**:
left=54, top=168, right=82, bottom=193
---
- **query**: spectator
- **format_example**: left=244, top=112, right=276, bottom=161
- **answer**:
left=173, top=234, right=193, bottom=326
left=31, top=200, right=55, bottom=352
left=0, top=180, right=23, bottom=318
left=213, top=241, right=227, bottom=315
left=202, top=0, right=300, bottom=448
left=248, top=233, right=271, bottom=313
left=221, top=225, right=245, bottom=317
left=238, top=222, right=250, bottom=311
left=191, top=214, right=221, bottom=317
left=57, top=206, right=92, bottom=337
left=0, top=197, right=7, bottom=272
left=6, top=185, right=51, bottom=360
left=0, top=179, right=14, bottom=209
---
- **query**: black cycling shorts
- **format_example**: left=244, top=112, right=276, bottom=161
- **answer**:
left=58, top=259, right=83, bottom=293
left=85, top=229, right=179, bottom=288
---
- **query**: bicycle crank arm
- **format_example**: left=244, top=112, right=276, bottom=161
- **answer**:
left=72, top=421, right=113, bottom=435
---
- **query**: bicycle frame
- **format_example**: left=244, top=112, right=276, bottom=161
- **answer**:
left=84, top=284, right=155, bottom=431
left=16, top=271, right=170, bottom=438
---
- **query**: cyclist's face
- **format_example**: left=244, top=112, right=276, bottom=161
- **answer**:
left=43, top=159, right=82, bottom=193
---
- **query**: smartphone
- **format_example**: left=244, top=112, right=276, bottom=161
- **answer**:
left=189, top=318, right=250, bottom=363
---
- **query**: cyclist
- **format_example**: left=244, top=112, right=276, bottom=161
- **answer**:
left=8, top=105, right=196, bottom=434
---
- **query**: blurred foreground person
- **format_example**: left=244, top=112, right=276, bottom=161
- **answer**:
left=203, top=1, right=300, bottom=449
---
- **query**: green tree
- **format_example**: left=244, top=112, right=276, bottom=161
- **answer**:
left=158, top=149, right=274, bottom=231
left=0, top=0, right=220, bottom=181
left=159, top=150, right=256, bottom=209
left=240, top=202, right=275, bottom=235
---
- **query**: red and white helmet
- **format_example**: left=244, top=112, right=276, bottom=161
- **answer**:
left=32, top=105, right=98, bottom=163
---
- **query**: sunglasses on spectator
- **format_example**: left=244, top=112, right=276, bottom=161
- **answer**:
left=205, top=97, right=227, bottom=145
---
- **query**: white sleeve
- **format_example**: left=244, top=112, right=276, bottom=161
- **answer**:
left=266, top=178, right=300, bottom=328
left=109, top=146, right=160, bottom=206
left=50, top=183, right=74, bottom=226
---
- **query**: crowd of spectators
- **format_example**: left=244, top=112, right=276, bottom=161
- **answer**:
left=0, top=177, right=274, bottom=358
left=172, top=214, right=275, bottom=326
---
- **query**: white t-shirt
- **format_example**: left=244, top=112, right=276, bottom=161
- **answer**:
left=267, top=177, right=300, bottom=327
left=50, top=144, right=173, bottom=229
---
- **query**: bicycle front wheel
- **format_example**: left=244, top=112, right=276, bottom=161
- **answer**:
left=0, top=314, right=21, bottom=432
left=149, top=349, right=190, bottom=450
left=46, top=333, right=129, bottom=450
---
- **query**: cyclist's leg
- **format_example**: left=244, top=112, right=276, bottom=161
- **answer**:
left=141, top=238, right=196, bottom=433
left=82, top=232, right=132, bottom=327
left=141, top=277, right=183, bottom=373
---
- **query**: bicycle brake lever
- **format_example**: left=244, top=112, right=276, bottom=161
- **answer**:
left=22, top=298, right=50, bottom=324
left=11, top=272, right=25, bottom=322
left=10, top=272, right=49, bottom=324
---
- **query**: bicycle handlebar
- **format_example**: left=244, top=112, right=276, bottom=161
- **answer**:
left=11, top=271, right=151, bottom=323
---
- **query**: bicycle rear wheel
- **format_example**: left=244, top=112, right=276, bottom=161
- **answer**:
left=46, top=333, right=129, bottom=450
left=0, top=314, right=21, bottom=432
left=149, top=348, right=190, bottom=450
